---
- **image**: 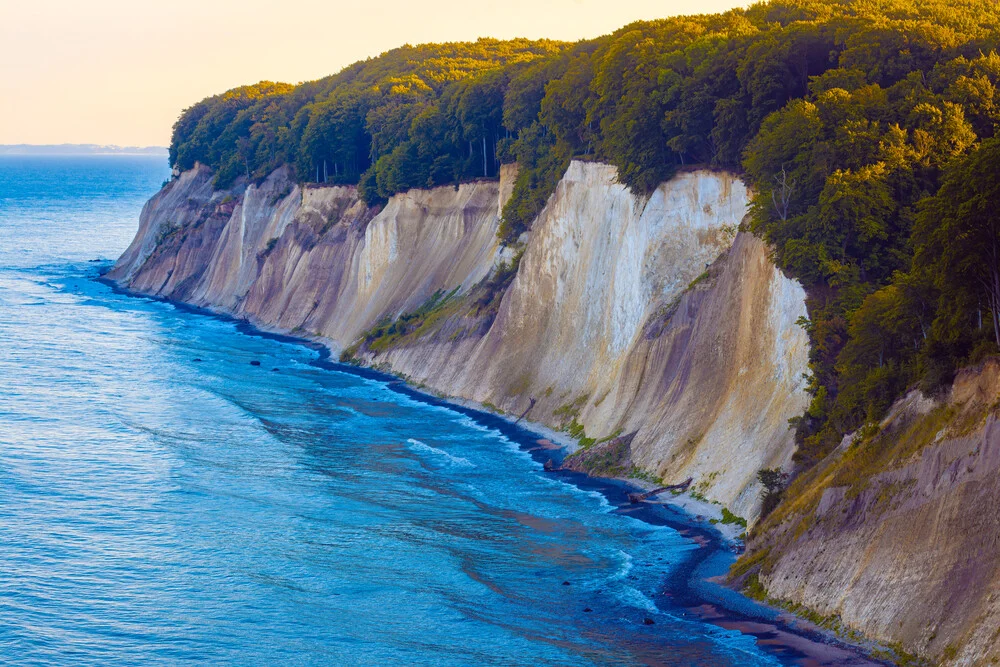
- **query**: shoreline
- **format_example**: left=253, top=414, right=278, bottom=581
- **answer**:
left=98, top=271, right=890, bottom=666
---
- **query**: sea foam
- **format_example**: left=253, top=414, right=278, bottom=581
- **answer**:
left=405, top=438, right=476, bottom=468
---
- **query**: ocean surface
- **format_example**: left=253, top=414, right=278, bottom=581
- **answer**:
left=0, top=156, right=801, bottom=665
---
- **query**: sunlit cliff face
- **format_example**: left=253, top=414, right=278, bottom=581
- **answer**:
left=109, top=160, right=810, bottom=520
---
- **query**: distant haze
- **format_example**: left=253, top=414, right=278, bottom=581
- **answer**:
left=0, top=145, right=168, bottom=156
left=1, top=0, right=749, bottom=148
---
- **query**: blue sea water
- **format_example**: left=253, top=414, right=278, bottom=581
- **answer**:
left=0, top=156, right=801, bottom=665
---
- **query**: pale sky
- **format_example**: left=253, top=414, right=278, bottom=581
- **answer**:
left=1, top=0, right=749, bottom=147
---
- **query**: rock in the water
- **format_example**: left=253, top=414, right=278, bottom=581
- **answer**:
left=192, top=358, right=202, bottom=362
left=643, top=618, right=655, bottom=625
left=250, top=360, right=261, bottom=366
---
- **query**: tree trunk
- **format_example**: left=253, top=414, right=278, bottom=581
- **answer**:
left=992, top=277, right=1000, bottom=349
left=990, top=236, right=1000, bottom=348
left=772, top=167, right=795, bottom=221
left=482, top=135, right=488, bottom=178
left=992, top=294, right=1000, bottom=349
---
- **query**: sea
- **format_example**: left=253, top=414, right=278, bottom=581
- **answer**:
left=0, top=155, right=847, bottom=665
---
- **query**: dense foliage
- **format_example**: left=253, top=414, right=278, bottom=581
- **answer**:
left=169, top=40, right=569, bottom=196
left=170, top=0, right=1000, bottom=469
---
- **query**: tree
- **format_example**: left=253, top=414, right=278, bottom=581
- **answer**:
left=916, top=137, right=1000, bottom=349
left=454, top=70, right=508, bottom=178
left=757, top=468, right=788, bottom=518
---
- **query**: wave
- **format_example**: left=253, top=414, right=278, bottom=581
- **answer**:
left=453, top=415, right=492, bottom=433
left=605, top=550, right=660, bottom=613
left=405, top=438, right=476, bottom=468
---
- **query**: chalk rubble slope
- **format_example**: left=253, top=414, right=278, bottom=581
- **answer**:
left=745, top=358, right=1000, bottom=665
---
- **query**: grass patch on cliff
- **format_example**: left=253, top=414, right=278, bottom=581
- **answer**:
left=342, top=287, right=462, bottom=360
left=553, top=394, right=588, bottom=423
left=748, top=402, right=958, bottom=544
left=744, top=578, right=929, bottom=667
left=343, top=250, right=527, bottom=366
left=729, top=546, right=771, bottom=580
left=743, top=573, right=768, bottom=601
left=552, top=394, right=606, bottom=450
left=873, top=644, right=933, bottom=667
left=829, top=404, right=955, bottom=502
left=721, top=507, right=747, bottom=528
left=565, top=418, right=596, bottom=449
left=562, top=431, right=660, bottom=483
left=687, top=270, right=710, bottom=290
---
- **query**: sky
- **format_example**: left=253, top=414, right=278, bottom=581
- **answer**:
left=1, top=0, right=750, bottom=147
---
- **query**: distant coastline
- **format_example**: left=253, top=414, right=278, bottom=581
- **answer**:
left=0, top=144, right=167, bottom=157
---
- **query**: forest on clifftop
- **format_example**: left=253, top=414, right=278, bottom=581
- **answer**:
left=167, top=0, right=1000, bottom=484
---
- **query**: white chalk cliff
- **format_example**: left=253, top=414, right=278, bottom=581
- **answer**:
left=109, top=160, right=810, bottom=520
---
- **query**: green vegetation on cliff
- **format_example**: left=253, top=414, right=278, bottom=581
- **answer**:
left=168, top=40, right=569, bottom=194
left=170, top=0, right=1000, bottom=472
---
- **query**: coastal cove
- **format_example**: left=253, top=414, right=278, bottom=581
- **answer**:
left=103, top=274, right=888, bottom=667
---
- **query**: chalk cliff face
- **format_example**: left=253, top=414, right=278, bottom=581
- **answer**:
left=110, top=164, right=506, bottom=346
left=109, top=160, right=810, bottom=520
left=741, top=359, right=1000, bottom=665
left=363, top=162, right=810, bottom=518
